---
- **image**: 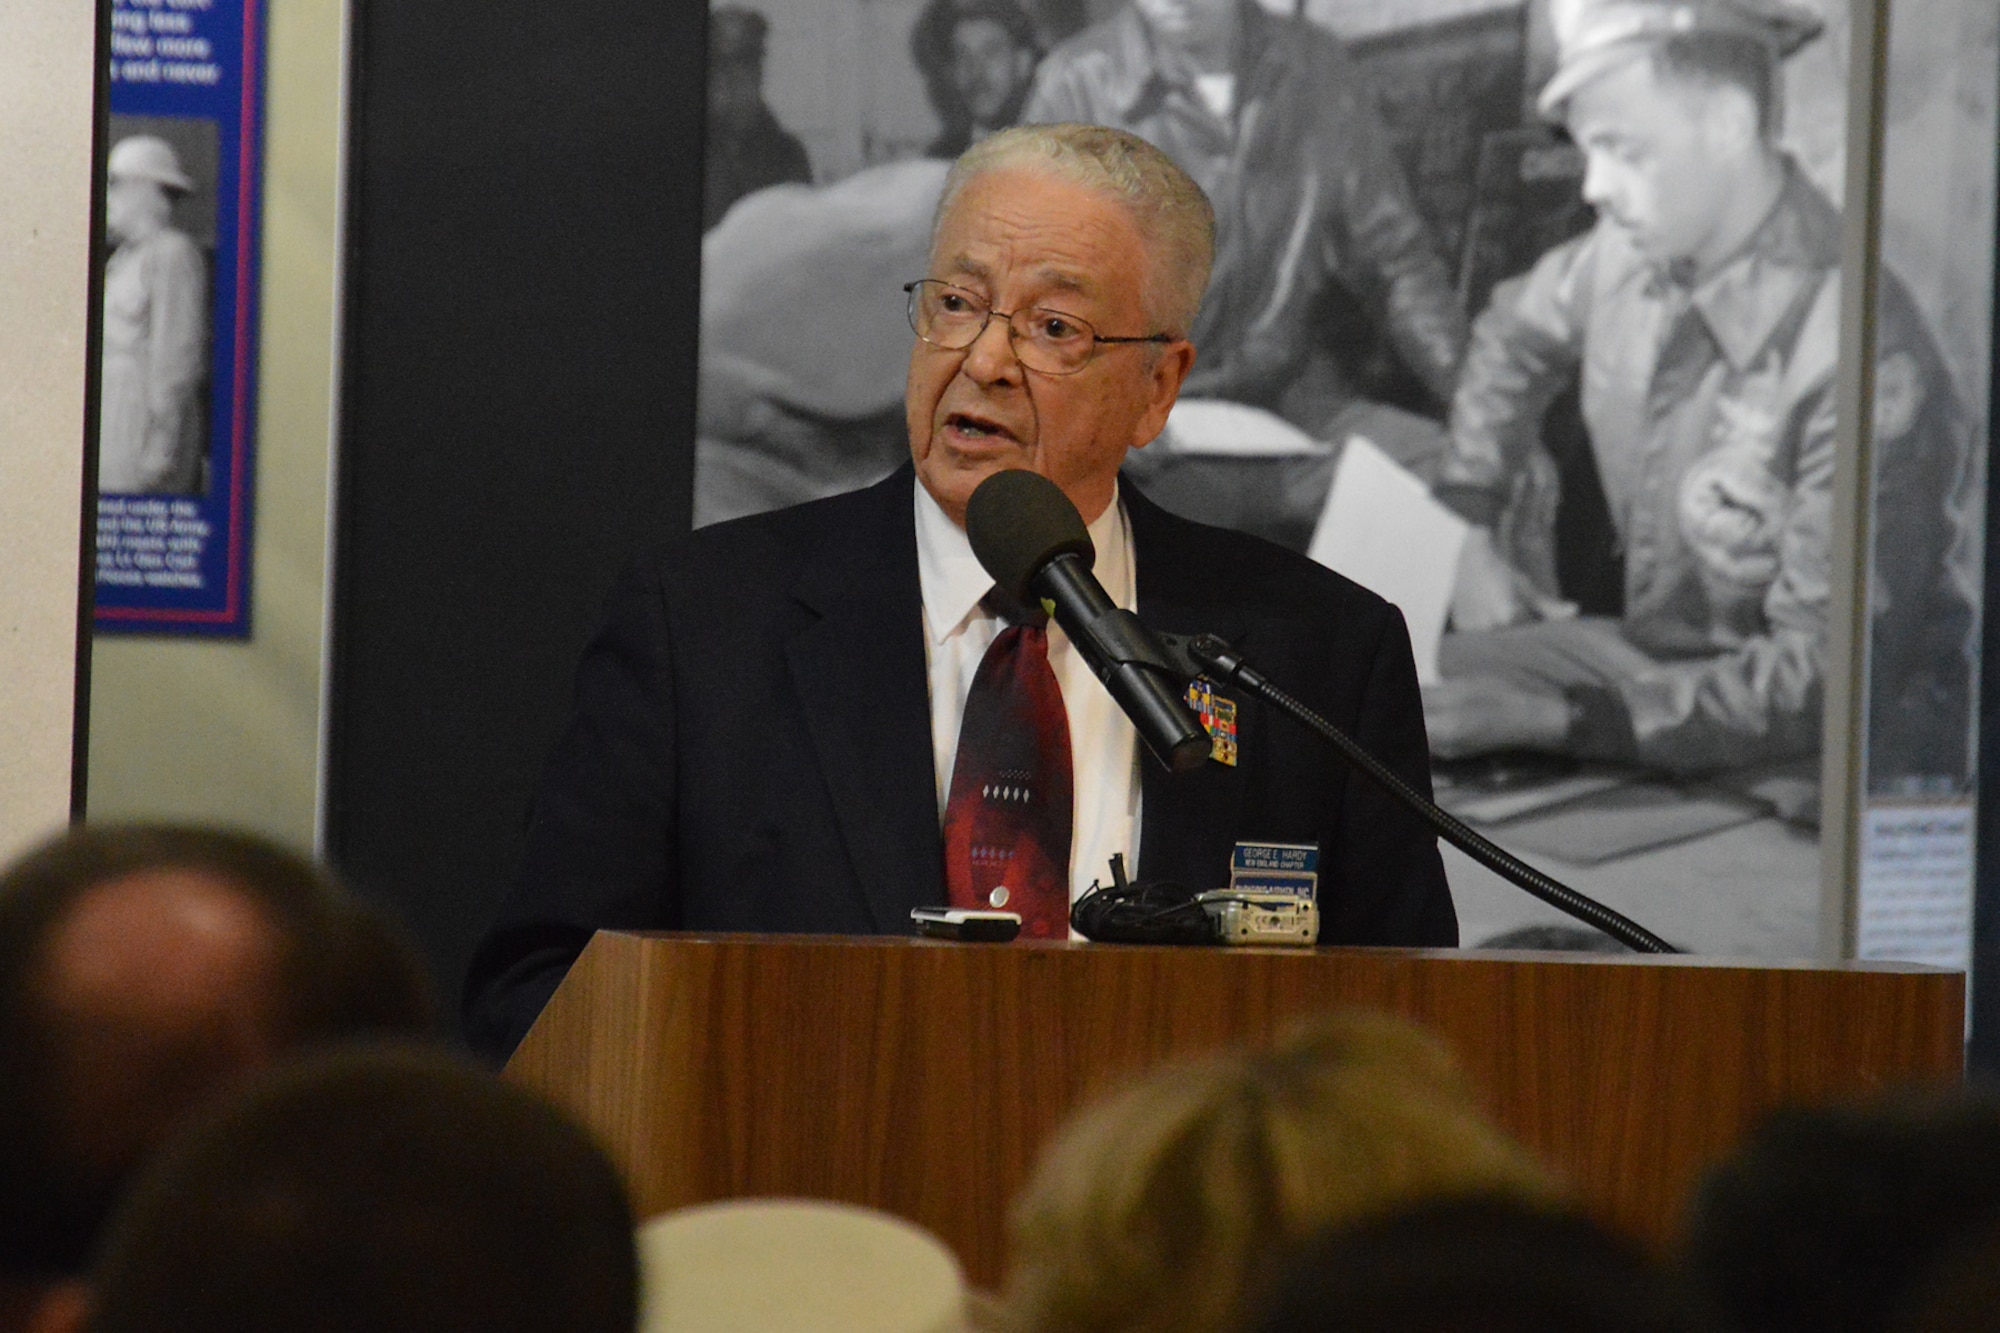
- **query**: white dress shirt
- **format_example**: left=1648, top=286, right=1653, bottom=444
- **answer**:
left=915, top=481, right=1144, bottom=914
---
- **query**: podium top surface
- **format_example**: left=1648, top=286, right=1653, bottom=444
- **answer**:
left=595, top=929, right=1962, bottom=976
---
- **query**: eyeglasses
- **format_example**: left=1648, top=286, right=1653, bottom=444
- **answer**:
left=902, top=279, right=1175, bottom=376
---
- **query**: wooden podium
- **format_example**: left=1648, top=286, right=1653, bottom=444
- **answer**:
left=505, top=933, right=1962, bottom=1284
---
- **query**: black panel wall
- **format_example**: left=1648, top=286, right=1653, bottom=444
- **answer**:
left=327, top=0, right=706, bottom=1036
left=1972, top=130, right=2000, bottom=1075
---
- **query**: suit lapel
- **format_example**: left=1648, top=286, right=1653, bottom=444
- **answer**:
left=785, top=469, right=944, bottom=930
left=778, top=472, right=1269, bottom=919
left=1125, top=484, right=1254, bottom=881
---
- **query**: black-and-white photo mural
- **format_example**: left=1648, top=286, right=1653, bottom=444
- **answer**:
left=693, top=0, right=1994, bottom=958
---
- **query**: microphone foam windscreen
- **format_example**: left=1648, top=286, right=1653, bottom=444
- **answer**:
left=964, top=470, right=1094, bottom=602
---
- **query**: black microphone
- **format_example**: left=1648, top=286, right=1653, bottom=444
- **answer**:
left=964, top=470, right=1211, bottom=774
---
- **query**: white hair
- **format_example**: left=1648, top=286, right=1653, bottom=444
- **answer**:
left=933, top=123, right=1216, bottom=336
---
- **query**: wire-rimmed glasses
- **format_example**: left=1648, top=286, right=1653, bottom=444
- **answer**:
left=902, top=279, right=1175, bottom=376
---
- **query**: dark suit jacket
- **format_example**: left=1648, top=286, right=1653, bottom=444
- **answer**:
left=464, top=467, right=1454, bottom=1058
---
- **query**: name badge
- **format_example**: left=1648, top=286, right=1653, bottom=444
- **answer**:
left=1230, top=841, right=1318, bottom=901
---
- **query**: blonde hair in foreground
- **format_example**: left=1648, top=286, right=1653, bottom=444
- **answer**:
left=997, top=1010, right=1559, bottom=1333
left=936, top=122, right=1216, bottom=336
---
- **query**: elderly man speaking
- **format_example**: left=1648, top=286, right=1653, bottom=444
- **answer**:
left=464, top=125, right=1455, bottom=1061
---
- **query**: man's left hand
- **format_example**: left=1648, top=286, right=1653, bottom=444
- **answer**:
left=1421, top=677, right=1571, bottom=759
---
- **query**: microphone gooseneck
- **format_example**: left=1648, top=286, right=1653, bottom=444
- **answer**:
left=1175, top=633, right=1680, bottom=954
left=964, top=471, right=1211, bottom=774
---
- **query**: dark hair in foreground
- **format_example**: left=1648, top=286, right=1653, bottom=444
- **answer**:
left=1895, top=1209, right=2000, bottom=1331
left=1251, top=1194, right=1689, bottom=1333
left=0, top=823, right=435, bottom=1276
left=86, top=1045, right=638, bottom=1333
left=1684, top=1094, right=2000, bottom=1333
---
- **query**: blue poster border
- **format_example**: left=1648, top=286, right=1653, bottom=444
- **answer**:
left=95, top=0, right=264, bottom=637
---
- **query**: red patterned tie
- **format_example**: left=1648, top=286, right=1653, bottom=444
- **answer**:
left=942, top=601, right=1074, bottom=939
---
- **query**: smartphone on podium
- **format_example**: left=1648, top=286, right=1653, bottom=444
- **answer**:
left=909, top=907, right=1024, bottom=942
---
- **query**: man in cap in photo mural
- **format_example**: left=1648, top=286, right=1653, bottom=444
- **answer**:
left=1424, top=0, right=1975, bottom=791
left=99, top=134, right=209, bottom=497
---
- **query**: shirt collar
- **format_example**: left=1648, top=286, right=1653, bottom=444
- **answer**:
left=1677, top=163, right=1843, bottom=371
left=915, top=478, right=1132, bottom=646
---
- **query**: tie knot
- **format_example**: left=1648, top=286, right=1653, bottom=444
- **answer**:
left=983, top=587, right=1048, bottom=630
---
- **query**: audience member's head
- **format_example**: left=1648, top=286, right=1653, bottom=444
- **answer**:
left=636, top=1199, right=966, bottom=1332
left=1683, top=1093, right=2000, bottom=1333
left=996, top=1011, right=1558, bottom=1333
left=0, top=824, right=434, bottom=1287
left=80, top=1044, right=637, bottom=1333
left=1251, top=1194, right=1688, bottom=1333
left=1892, top=1209, right=2000, bottom=1332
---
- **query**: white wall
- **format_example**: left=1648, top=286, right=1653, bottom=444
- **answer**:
left=0, top=3, right=95, bottom=863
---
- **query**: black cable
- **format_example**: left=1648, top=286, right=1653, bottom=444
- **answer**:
left=1181, top=634, right=1680, bottom=955
left=1071, top=855, right=1215, bottom=944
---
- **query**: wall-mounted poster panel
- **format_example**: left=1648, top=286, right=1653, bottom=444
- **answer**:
left=94, top=0, right=263, bottom=637
left=1850, top=0, right=1996, bottom=978
left=690, top=0, right=1984, bottom=963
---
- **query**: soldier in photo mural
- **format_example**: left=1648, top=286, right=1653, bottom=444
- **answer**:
left=702, top=6, right=813, bottom=231
left=912, top=0, right=1045, bottom=159
left=99, top=135, right=209, bottom=497
left=1423, top=0, right=1975, bottom=792
left=1022, top=0, right=1469, bottom=550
